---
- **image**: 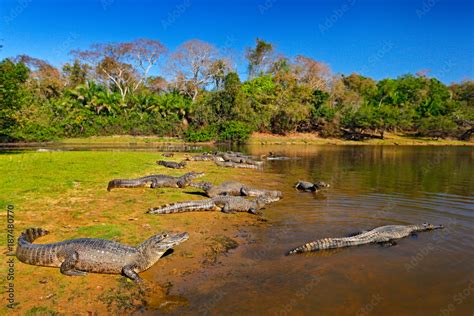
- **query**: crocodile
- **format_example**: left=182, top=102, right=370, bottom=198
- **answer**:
left=286, top=223, right=444, bottom=255
left=107, top=172, right=204, bottom=191
left=157, top=160, right=187, bottom=169
left=16, top=228, right=189, bottom=282
left=148, top=195, right=279, bottom=215
left=294, top=180, right=330, bottom=192
left=190, top=181, right=282, bottom=199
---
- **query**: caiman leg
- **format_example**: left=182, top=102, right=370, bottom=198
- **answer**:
left=123, top=265, right=143, bottom=282
left=378, top=240, right=397, bottom=247
left=248, top=208, right=258, bottom=215
left=59, top=250, right=87, bottom=276
left=221, top=203, right=234, bottom=214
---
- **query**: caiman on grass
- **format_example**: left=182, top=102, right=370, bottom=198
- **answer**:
left=157, top=160, right=187, bottom=169
left=16, top=228, right=189, bottom=282
left=107, top=172, right=204, bottom=191
left=148, top=195, right=280, bottom=215
left=287, top=223, right=444, bottom=255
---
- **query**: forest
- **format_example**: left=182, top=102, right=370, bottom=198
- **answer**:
left=0, top=38, right=473, bottom=143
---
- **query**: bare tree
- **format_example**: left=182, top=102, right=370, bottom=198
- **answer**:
left=72, top=39, right=167, bottom=100
left=15, top=55, right=63, bottom=98
left=127, top=38, right=168, bottom=90
left=167, top=39, right=220, bottom=101
left=293, top=55, right=332, bottom=92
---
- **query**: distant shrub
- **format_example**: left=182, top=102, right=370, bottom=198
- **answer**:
left=418, top=116, right=458, bottom=138
left=184, top=121, right=252, bottom=143
left=184, top=125, right=218, bottom=142
left=216, top=121, right=253, bottom=143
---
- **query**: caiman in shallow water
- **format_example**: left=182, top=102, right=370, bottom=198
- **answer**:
left=16, top=228, right=189, bottom=282
left=214, top=160, right=261, bottom=169
left=294, top=180, right=330, bottom=192
left=287, top=223, right=443, bottom=255
left=148, top=195, right=280, bottom=215
left=107, top=172, right=204, bottom=191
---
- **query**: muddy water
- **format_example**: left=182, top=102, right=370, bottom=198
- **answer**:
left=168, top=145, right=474, bottom=316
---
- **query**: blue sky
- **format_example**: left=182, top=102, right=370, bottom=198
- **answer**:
left=0, top=0, right=472, bottom=83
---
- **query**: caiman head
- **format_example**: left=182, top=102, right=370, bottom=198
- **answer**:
left=138, top=232, right=189, bottom=264
left=314, top=181, right=330, bottom=189
left=178, top=172, right=205, bottom=188
left=417, top=223, right=444, bottom=231
left=248, top=195, right=281, bottom=214
left=182, top=171, right=205, bottom=180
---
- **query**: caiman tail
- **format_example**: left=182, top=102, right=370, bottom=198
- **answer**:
left=147, top=200, right=217, bottom=214
left=107, top=179, right=147, bottom=191
left=18, top=227, right=49, bottom=244
left=286, top=237, right=365, bottom=255
left=16, top=228, right=53, bottom=266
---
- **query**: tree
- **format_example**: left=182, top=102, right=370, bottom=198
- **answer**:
left=167, top=39, right=221, bottom=101
left=241, top=75, right=276, bottom=130
left=146, top=76, right=168, bottom=94
left=62, top=59, right=89, bottom=88
left=0, top=59, right=30, bottom=140
left=246, top=38, right=274, bottom=79
left=293, top=55, right=332, bottom=92
left=209, top=58, right=232, bottom=91
left=16, top=55, right=63, bottom=98
left=72, top=38, right=167, bottom=100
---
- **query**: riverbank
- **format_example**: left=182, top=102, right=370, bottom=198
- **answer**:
left=248, top=132, right=473, bottom=146
left=1, top=132, right=472, bottom=149
left=0, top=151, right=269, bottom=314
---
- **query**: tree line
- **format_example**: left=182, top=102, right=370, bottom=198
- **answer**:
left=0, top=38, right=472, bottom=143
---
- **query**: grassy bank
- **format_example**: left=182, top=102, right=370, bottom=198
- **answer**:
left=57, top=133, right=474, bottom=146
left=248, top=132, right=473, bottom=146
left=2, top=132, right=472, bottom=147
left=0, top=151, right=267, bottom=314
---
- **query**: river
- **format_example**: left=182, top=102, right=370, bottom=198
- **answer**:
left=169, top=145, right=474, bottom=316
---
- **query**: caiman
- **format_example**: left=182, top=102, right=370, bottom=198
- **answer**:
left=190, top=181, right=282, bottom=199
left=16, top=228, right=189, bottom=282
left=184, top=154, right=215, bottom=161
left=107, top=172, right=204, bottom=191
left=287, top=223, right=444, bottom=255
left=157, top=160, right=187, bottom=169
left=295, top=180, right=330, bottom=192
left=148, top=195, right=280, bottom=215
left=215, top=160, right=261, bottom=169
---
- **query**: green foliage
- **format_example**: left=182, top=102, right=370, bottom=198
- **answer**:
left=184, top=121, right=252, bottom=143
left=216, top=121, right=253, bottom=143
left=0, top=59, right=30, bottom=141
left=184, top=125, right=218, bottom=142
left=418, top=115, right=458, bottom=137
left=0, top=53, right=472, bottom=143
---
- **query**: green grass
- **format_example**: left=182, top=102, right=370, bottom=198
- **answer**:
left=0, top=151, right=166, bottom=207
left=59, top=135, right=183, bottom=144
left=0, top=149, right=263, bottom=314
left=75, top=224, right=124, bottom=240
left=24, top=306, right=60, bottom=316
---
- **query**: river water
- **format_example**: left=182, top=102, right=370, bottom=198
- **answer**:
left=170, top=145, right=474, bottom=316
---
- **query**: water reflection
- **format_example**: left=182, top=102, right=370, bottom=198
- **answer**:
left=171, top=145, right=474, bottom=315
